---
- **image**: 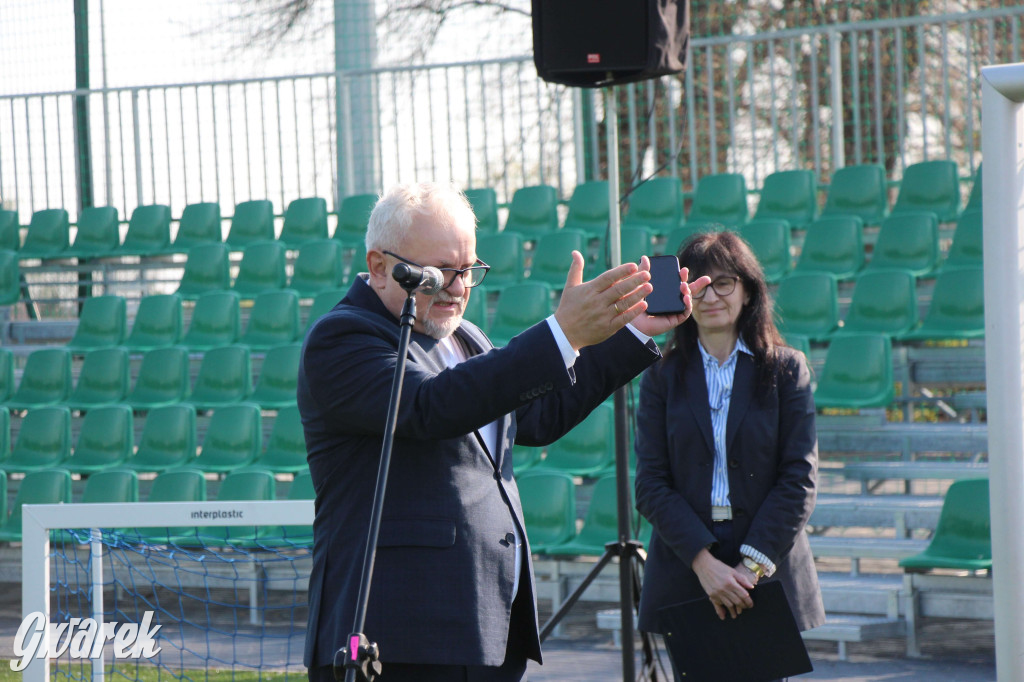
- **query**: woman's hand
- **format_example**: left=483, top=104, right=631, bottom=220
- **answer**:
left=691, top=548, right=756, bottom=620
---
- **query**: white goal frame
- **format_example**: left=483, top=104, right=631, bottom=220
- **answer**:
left=21, top=499, right=314, bottom=682
left=981, top=61, right=1024, bottom=682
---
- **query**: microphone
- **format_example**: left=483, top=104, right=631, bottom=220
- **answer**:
left=392, top=262, right=445, bottom=295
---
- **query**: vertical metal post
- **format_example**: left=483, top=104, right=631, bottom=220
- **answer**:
left=131, top=89, right=143, bottom=207
left=73, top=0, right=94, bottom=211
left=829, top=30, right=845, bottom=172
left=334, top=0, right=380, bottom=195
left=980, top=62, right=1024, bottom=682
left=91, top=529, right=106, bottom=682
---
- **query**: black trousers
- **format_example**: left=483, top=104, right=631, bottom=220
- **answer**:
left=665, top=520, right=787, bottom=682
left=309, top=588, right=532, bottom=682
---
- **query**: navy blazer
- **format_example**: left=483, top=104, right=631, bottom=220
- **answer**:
left=299, top=277, right=659, bottom=667
left=634, top=344, right=825, bottom=633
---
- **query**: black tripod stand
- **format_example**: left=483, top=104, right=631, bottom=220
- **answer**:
left=333, top=268, right=427, bottom=682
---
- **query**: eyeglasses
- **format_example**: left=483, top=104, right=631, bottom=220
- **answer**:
left=383, top=250, right=491, bottom=289
left=693, top=275, right=740, bottom=300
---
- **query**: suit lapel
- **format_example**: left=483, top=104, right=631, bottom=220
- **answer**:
left=726, top=352, right=755, bottom=454
left=454, top=326, right=507, bottom=468
left=683, top=349, right=716, bottom=456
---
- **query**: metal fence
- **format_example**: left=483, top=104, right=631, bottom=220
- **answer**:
left=1, top=6, right=1022, bottom=227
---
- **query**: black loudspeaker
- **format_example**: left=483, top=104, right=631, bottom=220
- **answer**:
left=531, top=0, right=690, bottom=88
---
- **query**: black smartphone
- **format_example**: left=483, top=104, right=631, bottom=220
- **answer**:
left=645, top=255, right=687, bottom=315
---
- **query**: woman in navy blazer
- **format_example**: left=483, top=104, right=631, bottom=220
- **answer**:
left=635, top=231, right=825, bottom=680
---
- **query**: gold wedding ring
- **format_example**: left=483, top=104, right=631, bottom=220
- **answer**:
left=614, top=301, right=622, bottom=315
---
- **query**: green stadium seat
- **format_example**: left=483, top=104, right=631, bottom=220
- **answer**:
left=623, top=176, right=683, bottom=236
left=784, top=333, right=811, bottom=359
left=2, top=407, right=72, bottom=473
left=687, top=173, right=748, bottom=228
left=196, top=468, right=277, bottom=545
left=865, top=212, right=940, bottom=277
left=134, top=468, right=207, bottom=544
left=232, top=240, right=287, bottom=298
left=516, top=470, right=577, bottom=553
left=6, top=348, right=72, bottom=410
left=794, top=215, right=865, bottom=280
left=661, top=223, right=723, bottom=257
left=740, top=219, right=791, bottom=283
left=0, top=350, right=12, bottom=403
left=813, top=332, right=894, bottom=409
left=900, top=478, right=990, bottom=571
left=289, top=238, right=344, bottom=298
left=186, top=344, right=252, bottom=411
left=124, top=346, right=192, bottom=410
left=476, top=232, right=524, bottom=291
left=822, top=164, right=889, bottom=226
left=594, top=225, right=655, bottom=269
left=965, top=163, right=982, bottom=213
left=753, top=169, right=818, bottom=228
left=194, top=402, right=261, bottom=473
left=462, top=286, right=489, bottom=330
left=488, top=281, right=553, bottom=347
left=464, top=187, right=499, bottom=235
left=528, top=229, right=587, bottom=288
left=0, top=210, right=18, bottom=251
left=250, top=343, right=301, bottom=410
left=512, top=445, right=542, bottom=473
left=901, top=266, right=984, bottom=341
left=503, top=185, right=559, bottom=240
left=305, top=288, right=345, bottom=332
left=536, top=402, right=615, bottom=477
left=563, top=180, right=610, bottom=240
left=333, top=193, right=378, bottom=243
left=545, top=473, right=634, bottom=556
left=0, top=407, right=9, bottom=463
left=182, top=290, right=241, bottom=351
left=65, top=404, right=134, bottom=474
left=253, top=404, right=307, bottom=474
left=239, top=289, right=301, bottom=351
left=19, top=208, right=69, bottom=259
left=774, top=271, right=840, bottom=342
left=64, top=347, right=130, bottom=411
left=943, top=209, right=982, bottom=270
left=167, top=202, right=222, bottom=254
left=278, top=197, right=328, bottom=249
left=65, top=206, right=120, bottom=259
left=124, top=293, right=184, bottom=353
left=0, top=468, right=72, bottom=543
left=243, top=468, right=315, bottom=548
left=175, top=242, right=231, bottom=301
left=124, top=404, right=197, bottom=473
left=0, top=249, right=21, bottom=305
left=225, top=199, right=275, bottom=250
left=343, top=241, right=368, bottom=284
left=114, top=204, right=172, bottom=257
left=54, top=469, right=139, bottom=545
left=66, top=294, right=127, bottom=353
left=892, top=160, right=961, bottom=223
left=838, top=269, right=919, bottom=338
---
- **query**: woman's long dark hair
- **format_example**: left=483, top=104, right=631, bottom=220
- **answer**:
left=665, top=230, right=785, bottom=391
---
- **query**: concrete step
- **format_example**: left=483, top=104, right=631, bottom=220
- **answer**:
left=802, top=614, right=906, bottom=660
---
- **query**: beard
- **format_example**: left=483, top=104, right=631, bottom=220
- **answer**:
left=421, top=291, right=465, bottom=339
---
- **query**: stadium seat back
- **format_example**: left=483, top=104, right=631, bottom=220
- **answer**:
left=6, top=406, right=72, bottom=473
left=182, top=290, right=241, bottom=351
left=516, top=470, right=577, bottom=552
left=8, top=348, right=73, bottom=410
left=176, top=242, right=231, bottom=300
left=0, top=249, right=20, bottom=305
left=503, top=185, right=559, bottom=239
left=65, top=346, right=130, bottom=410
left=563, top=180, right=611, bottom=239
left=20, top=208, right=70, bottom=259
left=334, top=193, right=378, bottom=243
left=740, top=219, right=791, bottom=283
left=753, top=169, right=818, bottom=228
left=0, top=468, right=72, bottom=542
left=840, top=269, right=919, bottom=337
left=232, top=240, right=287, bottom=298
left=66, top=294, right=127, bottom=353
left=67, top=206, right=120, bottom=258
left=813, top=333, right=894, bottom=409
left=688, top=173, right=748, bottom=228
left=125, top=346, right=192, bottom=410
left=187, top=344, right=252, bottom=411
left=67, top=404, right=134, bottom=474
left=794, top=215, right=864, bottom=280
left=225, top=200, right=275, bottom=249
left=239, top=289, right=301, bottom=351
left=476, top=232, right=524, bottom=290
left=289, top=238, right=344, bottom=298
left=171, top=202, right=222, bottom=253
left=256, top=404, right=308, bottom=474
left=623, top=177, right=683, bottom=236
left=488, top=282, right=553, bottom=346
left=250, top=343, right=301, bottom=410
left=124, top=294, right=184, bottom=352
left=529, top=229, right=587, bottom=287
left=892, top=160, right=960, bottom=222
left=0, top=210, right=18, bottom=251
left=945, top=209, right=983, bottom=269
left=822, top=164, right=889, bottom=225
left=118, top=204, right=171, bottom=256
left=539, top=402, right=615, bottom=476
left=773, top=271, right=840, bottom=342
left=126, top=404, right=197, bottom=472
left=195, top=402, right=261, bottom=472
left=866, top=212, right=940, bottom=276
left=278, top=197, right=328, bottom=248
left=464, top=187, right=500, bottom=235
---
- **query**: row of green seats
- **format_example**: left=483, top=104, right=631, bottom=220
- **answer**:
left=0, top=467, right=314, bottom=546
left=0, top=343, right=300, bottom=412
left=775, top=266, right=984, bottom=342
left=0, top=194, right=381, bottom=260
left=464, top=160, right=980, bottom=245
left=0, top=402, right=307, bottom=476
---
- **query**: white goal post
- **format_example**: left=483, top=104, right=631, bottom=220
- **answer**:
left=981, top=61, right=1024, bottom=682
left=21, top=499, right=314, bottom=682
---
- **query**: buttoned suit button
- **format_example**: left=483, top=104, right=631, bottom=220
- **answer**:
left=504, top=532, right=516, bottom=544
left=728, top=459, right=739, bottom=468
left=544, top=382, right=553, bottom=391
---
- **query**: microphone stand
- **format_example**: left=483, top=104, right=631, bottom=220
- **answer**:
left=334, top=282, right=420, bottom=682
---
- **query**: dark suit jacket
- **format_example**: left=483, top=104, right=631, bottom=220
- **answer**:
left=634, top=344, right=825, bottom=633
left=298, top=277, right=659, bottom=668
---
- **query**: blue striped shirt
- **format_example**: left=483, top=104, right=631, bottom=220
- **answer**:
left=697, top=337, right=776, bottom=576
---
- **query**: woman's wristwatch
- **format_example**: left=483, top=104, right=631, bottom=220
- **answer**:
left=742, top=556, right=766, bottom=579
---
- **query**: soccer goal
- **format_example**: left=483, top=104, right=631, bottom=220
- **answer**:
left=20, top=498, right=314, bottom=682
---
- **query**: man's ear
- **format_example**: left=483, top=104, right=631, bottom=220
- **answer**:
left=366, top=250, right=388, bottom=287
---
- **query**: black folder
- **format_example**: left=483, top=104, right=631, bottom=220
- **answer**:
left=656, top=580, right=813, bottom=682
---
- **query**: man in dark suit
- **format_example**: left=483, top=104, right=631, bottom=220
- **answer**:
left=299, top=182, right=706, bottom=682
